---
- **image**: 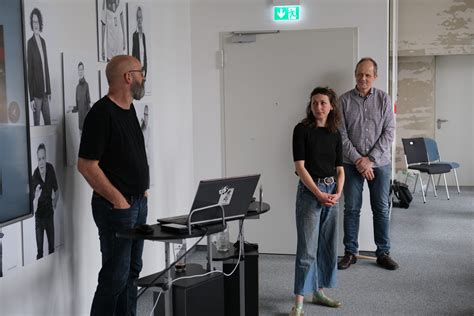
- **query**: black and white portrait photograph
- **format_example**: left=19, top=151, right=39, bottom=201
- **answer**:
left=0, top=223, right=23, bottom=278
left=26, top=7, right=51, bottom=126
left=134, top=101, right=154, bottom=185
left=97, top=0, right=127, bottom=62
left=128, top=2, right=152, bottom=96
left=23, top=131, right=64, bottom=264
left=62, top=53, right=99, bottom=166
left=24, top=2, right=62, bottom=126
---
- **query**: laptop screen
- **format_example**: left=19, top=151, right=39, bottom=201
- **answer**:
left=187, top=174, right=260, bottom=225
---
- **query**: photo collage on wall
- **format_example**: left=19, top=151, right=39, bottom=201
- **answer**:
left=2, top=0, right=154, bottom=278
left=18, top=0, right=65, bottom=271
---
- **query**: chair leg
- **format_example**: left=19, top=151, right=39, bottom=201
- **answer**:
left=443, top=173, right=450, bottom=200
left=413, top=173, right=419, bottom=194
left=419, top=175, right=426, bottom=203
left=430, top=175, right=438, bottom=197
left=453, top=169, right=461, bottom=194
left=425, top=175, right=432, bottom=197
left=437, top=174, right=441, bottom=187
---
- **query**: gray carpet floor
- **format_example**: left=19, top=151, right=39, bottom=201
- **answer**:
left=138, top=186, right=474, bottom=315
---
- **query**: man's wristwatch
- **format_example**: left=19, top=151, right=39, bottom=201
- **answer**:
left=368, top=155, right=376, bottom=163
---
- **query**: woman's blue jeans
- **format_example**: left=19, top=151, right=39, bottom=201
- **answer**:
left=90, top=193, right=147, bottom=316
left=342, top=163, right=391, bottom=257
left=294, top=181, right=338, bottom=295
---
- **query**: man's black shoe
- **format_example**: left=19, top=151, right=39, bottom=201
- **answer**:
left=376, top=254, right=399, bottom=270
left=338, top=253, right=357, bottom=270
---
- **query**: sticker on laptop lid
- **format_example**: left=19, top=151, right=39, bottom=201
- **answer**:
left=218, top=186, right=234, bottom=205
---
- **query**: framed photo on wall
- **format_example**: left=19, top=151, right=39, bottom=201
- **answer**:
left=127, top=2, right=151, bottom=96
left=62, top=52, right=100, bottom=166
left=0, top=0, right=33, bottom=228
left=23, top=2, right=62, bottom=126
left=96, top=0, right=127, bottom=62
left=23, top=130, right=63, bottom=264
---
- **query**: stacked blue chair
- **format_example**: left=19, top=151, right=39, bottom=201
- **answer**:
left=423, top=137, right=461, bottom=194
left=402, top=138, right=452, bottom=203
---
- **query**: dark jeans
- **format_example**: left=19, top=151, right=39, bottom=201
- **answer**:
left=33, top=96, right=51, bottom=126
left=343, top=163, right=392, bottom=257
left=35, top=215, right=55, bottom=260
left=90, top=193, right=147, bottom=316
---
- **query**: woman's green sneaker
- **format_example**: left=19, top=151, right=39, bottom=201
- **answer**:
left=312, top=291, right=342, bottom=308
left=289, top=306, right=304, bottom=316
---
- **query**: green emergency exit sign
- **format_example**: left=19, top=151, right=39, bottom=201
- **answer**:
left=273, top=6, right=301, bottom=21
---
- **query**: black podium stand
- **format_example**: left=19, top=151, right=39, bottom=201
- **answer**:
left=213, top=244, right=259, bottom=316
left=151, top=264, right=225, bottom=316
left=211, top=201, right=269, bottom=316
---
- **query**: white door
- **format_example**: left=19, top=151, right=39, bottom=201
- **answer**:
left=435, top=55, right=474, bottom=186
left=222, top=28, right=366, bottom=254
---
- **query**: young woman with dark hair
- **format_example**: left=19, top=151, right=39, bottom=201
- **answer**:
left=290, top=87, right=345, bottom=315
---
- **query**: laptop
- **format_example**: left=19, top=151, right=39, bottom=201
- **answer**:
left=158, top=174, right=260, bottom=228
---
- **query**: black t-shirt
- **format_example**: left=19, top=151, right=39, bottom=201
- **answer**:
left=292, top=122, right=343, bottom=178
left=79, top=96, right=149, bottom=195
left=31, top=163, right=58, bottom=218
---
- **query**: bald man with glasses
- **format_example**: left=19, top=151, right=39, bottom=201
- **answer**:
left=78, top=55, right=148, bottom=316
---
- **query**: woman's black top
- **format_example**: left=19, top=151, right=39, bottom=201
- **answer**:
left=292, top=122, right=342, bottom=178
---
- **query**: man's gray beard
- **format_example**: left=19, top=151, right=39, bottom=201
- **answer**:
left=131, top=80, right=145, bottom=100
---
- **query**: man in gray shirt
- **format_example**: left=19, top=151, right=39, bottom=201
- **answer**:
left=71, top=62, right=91, bottom=132
left=338, top=57, right=398, bottom=270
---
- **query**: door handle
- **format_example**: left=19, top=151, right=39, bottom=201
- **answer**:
left=437, top=119, right=448, bottom=129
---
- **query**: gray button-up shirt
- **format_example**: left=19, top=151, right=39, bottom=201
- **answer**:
left=339, top=87, right=395, bottom=168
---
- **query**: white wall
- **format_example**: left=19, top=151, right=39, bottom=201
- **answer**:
left=0, top=0, right=193, bottom=315
left=191, top=0, right=389, bottom=182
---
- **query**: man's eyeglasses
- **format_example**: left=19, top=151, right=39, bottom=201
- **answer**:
left=128, top=69, right=146, bottom=77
